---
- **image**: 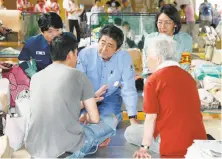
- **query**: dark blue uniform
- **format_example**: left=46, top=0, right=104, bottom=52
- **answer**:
left=18, top=32, right=76, bottom=71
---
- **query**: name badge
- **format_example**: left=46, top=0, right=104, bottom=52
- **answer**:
left=36, top=51, right=45, bottom=55
left=180, top=52, right=191, bottom=64
left=113, top=81, right=119, bottom=87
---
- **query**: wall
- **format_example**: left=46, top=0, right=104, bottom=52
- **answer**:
left=4, top=0, right=16, bottom=9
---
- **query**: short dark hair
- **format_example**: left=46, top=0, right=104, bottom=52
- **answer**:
left=158, top=0, right=165, bottom=7
left=115, top=1, right=121, bottom=7
left=114, top=18, right=122, bottom=26
left=180, top=4, right=186, bottom=9
left=38, top=12, right=63, bottom=32
left=155, top=4, right=181, bottom=34
left=106, top=1, right=111, bottom=6
left=50, top=33, right=78, bottom=61
left=122, top=21, right=130, bottom=29
left=99, top=24, right=124, bottom=49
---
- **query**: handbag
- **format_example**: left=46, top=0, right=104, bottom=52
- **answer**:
left=5, top=114, right=26, bottom=151
left=2, top=65, right=30, bottom=107
left=15, top=89, right=30, bottom=121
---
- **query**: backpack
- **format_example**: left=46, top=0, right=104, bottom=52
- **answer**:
left=2, top=65, right=30, bottom=107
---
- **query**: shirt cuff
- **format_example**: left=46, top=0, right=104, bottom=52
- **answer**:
left=126, top=106, right=137, bottom=116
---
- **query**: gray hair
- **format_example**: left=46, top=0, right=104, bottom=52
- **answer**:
left=146, top=35, right=178, bottom=61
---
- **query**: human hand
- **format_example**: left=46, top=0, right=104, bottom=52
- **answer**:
left=130, top=118, right=139, bottom=125
left=79, top=113, right=90, bottom=125
left=0, top=62, right=12, bottom=70
left=95, top=85, right=108, bottom=98
left=133, top=147, right=151, bottom=158
left=95, top=96, right=104, bottom=102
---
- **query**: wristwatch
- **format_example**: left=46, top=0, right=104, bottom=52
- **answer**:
left=141, top=144, right=149, bottom=149
left=128, top=115, right=137, bottom=119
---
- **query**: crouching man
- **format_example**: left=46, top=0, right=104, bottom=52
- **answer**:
left=25, top=34, right=118, bottom=158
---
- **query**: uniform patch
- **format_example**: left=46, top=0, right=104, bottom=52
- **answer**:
left=36, top=51, right=45, bottom=55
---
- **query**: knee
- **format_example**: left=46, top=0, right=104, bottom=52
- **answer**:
left=101, top=115, right=118, bottom=130
left=124, top=125, right=134, bottom=142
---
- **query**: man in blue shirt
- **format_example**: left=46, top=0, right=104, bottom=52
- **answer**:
left=77, top=24, right=138, bottom=125
left=18, top=12, right=75, bottom=74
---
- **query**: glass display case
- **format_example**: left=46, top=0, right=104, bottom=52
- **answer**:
left=88, top=13, right=157, bottom=49
left=0, top=12, right=41, bottom=61
left=20, top=12, right=42, bottom=42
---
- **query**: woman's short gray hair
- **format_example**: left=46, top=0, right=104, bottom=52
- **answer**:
left=147, top=35, right=178, bottom=61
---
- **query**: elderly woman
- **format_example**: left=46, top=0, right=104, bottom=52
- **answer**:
left=124, top=35, right=207, bottom=158
left=143, top=5, right=192, bottom=78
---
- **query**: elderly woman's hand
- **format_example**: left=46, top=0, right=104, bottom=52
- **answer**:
left=133, top=147, right=151, bottom=158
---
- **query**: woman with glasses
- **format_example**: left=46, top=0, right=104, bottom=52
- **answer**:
left=142, top=4, right=192, bottom=79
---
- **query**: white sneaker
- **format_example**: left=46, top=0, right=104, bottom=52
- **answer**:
left=0, top=135, right=13, bottom=158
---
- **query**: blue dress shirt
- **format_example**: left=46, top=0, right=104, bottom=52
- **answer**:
left=76, top=46, right=138, bottom=117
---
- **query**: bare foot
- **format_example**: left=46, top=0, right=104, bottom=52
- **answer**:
left=99, top=138, right=111, bottom=147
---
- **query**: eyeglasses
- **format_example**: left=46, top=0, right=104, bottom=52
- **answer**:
left=157, top=20, right=174, bottom=27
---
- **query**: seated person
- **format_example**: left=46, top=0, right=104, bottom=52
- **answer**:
left=142, top=5, right=192, bottom=78
left=122, top=21, right=136, bottom=48
left=124, top=35, right=207, bottom=158
left=110, top=0, right=121, bottom=13
left=25, top=33, right=118, bottom=158
left=0, top=21, right=11, bottom=40
left=34, top=0, right=46, bottom=13
left=45, top=0, right=60, bottom=15
left=18, top=12, right=74, bottom=77
left=77, top=24, right=138, bottom=125
left=122, top=0, right=133, bottom=12
left=105, top=1, right=112, bottom=13
left=16, top=0, right=32, bottom=11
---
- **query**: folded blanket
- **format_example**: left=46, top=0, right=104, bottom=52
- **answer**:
left=192, top=65, right=222, bottom=81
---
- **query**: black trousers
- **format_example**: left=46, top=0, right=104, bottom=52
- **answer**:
left=69, top=19, right=80, bottom=42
